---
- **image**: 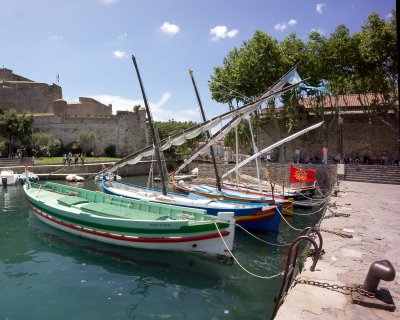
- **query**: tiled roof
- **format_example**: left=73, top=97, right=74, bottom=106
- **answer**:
left=300, top=93, right=397, bottom=109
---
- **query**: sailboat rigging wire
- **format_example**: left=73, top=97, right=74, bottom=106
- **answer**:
left=221, top=121, right=324, bottom=179
left=213, top=222, right=285, bottom=279
left=96, top=65, right=307, bottom=176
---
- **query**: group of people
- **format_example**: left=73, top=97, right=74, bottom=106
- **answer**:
left=63, top=152, right=85, bottom=166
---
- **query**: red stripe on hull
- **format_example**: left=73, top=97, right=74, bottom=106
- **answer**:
left=28, top=202, right=229, bottom=243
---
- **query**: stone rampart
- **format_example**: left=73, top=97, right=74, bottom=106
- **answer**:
left=66, top=97, right=112, bottom=117
left=0, top=81, right=62, bottom=114
left=33, top=110, right=147, bottom=156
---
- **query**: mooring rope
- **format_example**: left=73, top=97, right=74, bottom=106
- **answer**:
left=236, top=224, right=291, bottom=247
left=275, top=206, right=304, bottom=231
left=292, top=198, right=330, bottom=216
left=214, top=222, right=284, bottom=279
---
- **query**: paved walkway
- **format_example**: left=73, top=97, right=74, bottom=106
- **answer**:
left=275, top=180, right=400, bottom=319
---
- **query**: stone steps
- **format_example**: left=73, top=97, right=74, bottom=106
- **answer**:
left=0, top=158, right=22, bottom=167
left=344, top=165, right=400, bottom=185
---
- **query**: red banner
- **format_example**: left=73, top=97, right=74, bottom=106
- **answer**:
left=290, top=164, right=316, bottom=183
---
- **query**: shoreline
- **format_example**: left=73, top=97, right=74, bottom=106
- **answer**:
left=274, top=180, right=400, bottom=319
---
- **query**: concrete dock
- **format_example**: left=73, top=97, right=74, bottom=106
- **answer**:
left=274, top=180, right=400, bottom=319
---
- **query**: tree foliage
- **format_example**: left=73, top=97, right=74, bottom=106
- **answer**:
left=31, top=132, right=62, bottom=156
left=208, top=10, right=397, bottom=158
left=76, top=131, right=98, bottom=155
left=0, top=108, right=34, bottom=157
left=148, top=120, right=200, bottom=158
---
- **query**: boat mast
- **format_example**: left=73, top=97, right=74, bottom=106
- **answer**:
left=189, top=70, right=222, bottom=191
left=132, top=55, right=168, bottom=195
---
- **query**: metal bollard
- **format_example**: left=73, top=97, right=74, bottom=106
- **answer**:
left=363, top=260, right=396, bottom=293
left=2, top=177, right=7, bottom=187
left=352, top=259, right=396, bottom=311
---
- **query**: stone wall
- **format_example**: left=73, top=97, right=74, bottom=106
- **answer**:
left=0, top=81, right=62, bottom=114
left=66, top=97, right=112, bottom=117
left=195, top=162, right=337, bottom=193
left=33, top=110, right=147, bottom=156
left=258, top=114, right=398, bottom=163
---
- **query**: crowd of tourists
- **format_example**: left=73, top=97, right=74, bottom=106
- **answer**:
left=62, top=152, right=85, bottom=166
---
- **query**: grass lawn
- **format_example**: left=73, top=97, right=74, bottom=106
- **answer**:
left=35, top=157, right=120, bottom=165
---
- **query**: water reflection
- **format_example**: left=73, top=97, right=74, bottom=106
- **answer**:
left=0, top=178, right=325, bottom=319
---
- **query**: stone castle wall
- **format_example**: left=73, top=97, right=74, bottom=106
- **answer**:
left=33, top=110, right=148, bottom=156
left=66, top=97, right=112, bottom=117
left=0, top=68, right=148, bottom=156
left=0, top=81, right=62, bottom=114
left=258, top=113, right=398, bottom=162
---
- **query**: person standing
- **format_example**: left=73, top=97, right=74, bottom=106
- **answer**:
left=322, top=146, right=328, bottom=164
left=295, top=147, right=301, bottom=164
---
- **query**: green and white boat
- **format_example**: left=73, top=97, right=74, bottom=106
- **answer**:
left=24, top=182, right=235, bottom=259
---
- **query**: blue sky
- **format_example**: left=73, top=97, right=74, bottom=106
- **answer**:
left=0, top=0, right=395, bottom=122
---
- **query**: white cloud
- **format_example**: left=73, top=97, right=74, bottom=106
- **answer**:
left=310, top=28, right=325, bottom=35
left=49, top=35, right=63, bottom=41
left=117, top=33, right=128, bottom=41
left=274, top=19, right=297, bottom=32
left=274, top=23, right=287, bottom=32
left=113, top=50, right=126, bottom=58
left=99, top=0, right=120, bottom=5
left=210, top=25, right=239, bottom=41
left=159, top=22, right=180, bottom=36
left=88, top=92, right=199, bottom=121
left=316, top=3, right=325, bottom=14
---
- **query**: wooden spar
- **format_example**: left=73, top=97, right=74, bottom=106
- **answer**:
left=131, top=55, right=168, bottom=195
left=189, top=69, right=222, bottom=191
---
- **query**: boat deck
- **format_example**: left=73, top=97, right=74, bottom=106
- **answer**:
left=28, top=183, right=208, bottom=222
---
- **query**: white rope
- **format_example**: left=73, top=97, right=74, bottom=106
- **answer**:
left=276, top=206, right=304, bottom=231
left=214, top=222, right=284, bottom=280
left=236, top=224, right=291, bottom=247
left=292, top=196, right=331, bottom=216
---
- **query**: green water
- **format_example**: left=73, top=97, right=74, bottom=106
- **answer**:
left=0, top=178, right=323, bottom=319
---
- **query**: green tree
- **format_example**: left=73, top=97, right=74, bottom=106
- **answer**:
left=133, top=104, right=142, bottom=112
left=209, top=30, right=284, bottom=109
left=0, top=109, right=34, bottom=157
left=148, top=120, right=200, bottom=158
left=76, top=131, right=98, bottom=155
left=31, top=132, right=62, bottom=156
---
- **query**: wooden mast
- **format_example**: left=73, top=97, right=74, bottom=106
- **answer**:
left=189, top=69, right=222, bottom=191
left=132, top=55, right=168, bottom=195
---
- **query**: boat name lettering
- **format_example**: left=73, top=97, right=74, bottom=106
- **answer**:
left=149, top=223, right=172, bottom=227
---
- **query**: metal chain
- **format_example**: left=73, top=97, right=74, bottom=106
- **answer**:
left=317, top=227, right=353, bottom=238
left=294, top=279, right=375, bottom=298
left=322, top=212, right=351, bottom=220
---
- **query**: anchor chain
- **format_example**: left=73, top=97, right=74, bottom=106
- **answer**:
left=307, top=248, right=325, bottom=260
left=322, top=212, right=351, bottom=220
left=294, top=279, right=376, bottom=298
left=317, top=227, right=353, bottom=238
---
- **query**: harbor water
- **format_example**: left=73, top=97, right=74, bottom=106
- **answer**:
left=0, top=177, right=324, bottom=319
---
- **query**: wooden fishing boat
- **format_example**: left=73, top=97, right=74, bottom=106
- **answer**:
left=102, top=180, right=281, bottom=233
left=172, top=179, right=293, bottom=216
left=18, top=171, right=40, bottom=184
left=24, top=182, right=235, bottom=259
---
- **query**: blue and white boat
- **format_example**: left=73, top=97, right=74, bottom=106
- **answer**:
left=102, top=180, right=280, bottom=234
